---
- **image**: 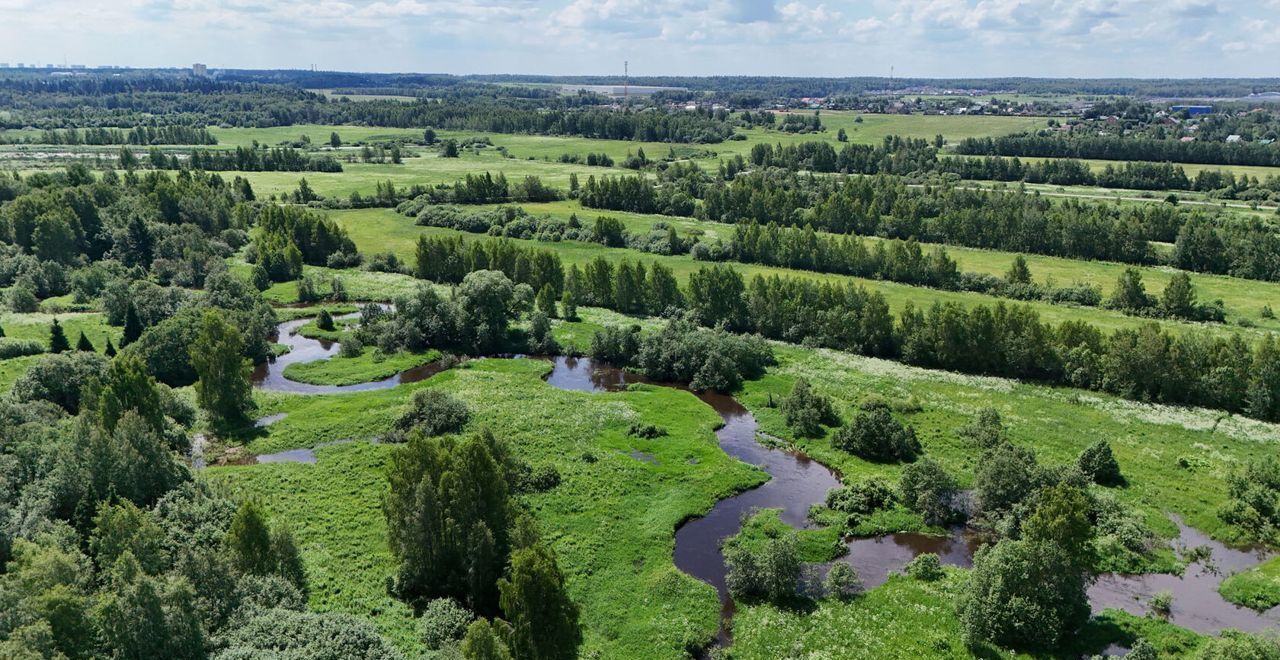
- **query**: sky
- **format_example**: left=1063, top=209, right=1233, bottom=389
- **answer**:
left=1, top=0, right=1279, bottom=78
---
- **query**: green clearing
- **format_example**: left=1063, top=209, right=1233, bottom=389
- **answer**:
left=325, top=205, right=1280, bottom=337
left=281, top=346, right=441, bottom=386
left=0, top=354, right=40, bottom=396
left=730, top=571, right=1206, bottom=659
left=1219, top=557, right=1280, bottom=611
left=213, top=357, right=763, bottom=658
left=0, top=311, right=121, bottom=352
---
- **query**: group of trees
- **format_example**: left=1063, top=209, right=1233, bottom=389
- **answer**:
left=578, top=174, right=696, bottom=217
left=25, top=125, right=219, bottom=146
left=957, top=133, right=1280, bottom=168
left=406, top=205, right=694, bottom=257
left=247, top=204, right=358, bottom=283
left=0, top=337, right=365, bottom=658
left=170, top=146, right=343, bottom=173
left=384, top=429, right=580, bottom=659
left=590, top=318, right=775, bottom=392
left=403, top=236, right=1280, bottom=422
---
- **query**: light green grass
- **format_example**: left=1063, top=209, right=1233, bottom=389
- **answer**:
left=0, top=354, right=41, bottom=396
left=0, top=311, right=120, bottom=353
left=1219, top=556, right=1280, bottom=611
left=282, top=347, right=441, bottom=386
left=217, top=357, right=764, bottom=658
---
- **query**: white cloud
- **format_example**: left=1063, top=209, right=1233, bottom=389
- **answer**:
left=0, top=0, right=1275, bottom=76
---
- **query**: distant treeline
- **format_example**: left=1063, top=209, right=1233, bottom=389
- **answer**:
left=746, top=138, right=1280, bottom=197
left=957, top=134, right=1280, bottom=168
left=0, top=126, right=217, bottom=146
left=125, top=146, right=343, bottom=173
left=407, top=233, right=1280, bottom=422
left=0, top=77, right=737, bottom=143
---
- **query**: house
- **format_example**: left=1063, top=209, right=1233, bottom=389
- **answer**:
left=1226, top=135, right=1243, bottom=143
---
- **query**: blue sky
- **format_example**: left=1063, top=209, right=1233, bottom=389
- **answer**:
left=1, top=0, right=1278, bottom=77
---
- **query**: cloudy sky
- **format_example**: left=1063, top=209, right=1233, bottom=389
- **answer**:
left=1, top=0, right=1277, bottom=77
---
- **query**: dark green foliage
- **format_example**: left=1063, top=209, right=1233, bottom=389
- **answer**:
left=1220, top=456, right=1280, bottom=544
left=393, top=389, right=471, bottom=438
left=629, top=318, right=774, bottom=392
left=75, top=330, right=95, bottom=352
left=779, top=378, right=839, bottom=437
left=535, top=283, right=558, bottom=319
left=48, top=319, right=70, bottom=353
left=957, top=407, right=1006, bottom=448
left=0, top=338, right=43, bottom=359
left=419, top=598, right=474, bottom=650
left=833, top=400, right=921, bottom=463
left=220, top=608, right=404, bottom=660
left=898, top=458, right=961, bottom=525
left=1078, top=439, right=1124, bottom=486
left=498, top=542, right=582, bottom=660
left=904, top=553, right=945, bottom=581
left=822, top=562, right=862, bottom=601
left=457, top=270, right=523, bottom=353
left=385, top=431, right=514, bottom=614
left=461, top=619, right=512, bottom=660
left=825, top=478, right=896, bottom=518
left=92, top=552, right=206, bottom=660
left=724, top=532, right=803, bottom=603
left=1107, top=268, right=1153, bottom=311
left=589, top=325, right=640, bottom=365
left=959, top=538, right=1089, bottom=650
left=8, top=351, right=108, bottom=413
left=316, top=309, right=336, bottom=331
left=122, top=304, right=143, bottom=347
left=527, top=310, right=559, bottom=355
left=104, top=338, right=116, bottom=357
left=226, top=501, right=274, bottom=577
left=85, top=353, right=167, bottom=435
left=191, top=310, right=255, bottom=429
left=973, top=441, right=1046, bottom=521
left=90, top=499, right=167, bottom=575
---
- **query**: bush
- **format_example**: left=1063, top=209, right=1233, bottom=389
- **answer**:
left=779, top=378, right=839, bottom=437
left=1078, top=439, right=1124, bottom=486
left=8, top=351, right=109, bottom=413
left=833, top=400, right=921, bottom=463
left=724, top=532, right=802, bottom=603
left=1149, top=590, right=1173, bottom=616
left=418, top=598, right=474, bottom=650
left=825, top=478, right=896, bottom=517
left=7, top=285, right=38, bottom=312
left=316, top=309, right=336, bottom=332
left=393, top=389, right=470, bottom=438
left=822, top=562, right=862, bottom=601
left=0, top=338, right=43, bottom=359
left=339, top=336, right=363, bottom=358
left=898, top=459, right=961, bottom=525
left=904, top=553, right=945, bottom=581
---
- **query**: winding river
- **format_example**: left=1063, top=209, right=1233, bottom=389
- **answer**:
left=251, top=319, right=1280, bottom=642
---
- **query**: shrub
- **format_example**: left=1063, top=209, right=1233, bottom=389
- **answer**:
left=825, top=478, right=896, bottom=517
left=1077, top=439, right=1124, bottom=486
left=0, top=338, right=43, bottom=359
left=724, top=532, right=802, bottom=603
left=898, top=459, right=961, bottom=525
left=1149, top=590, right=1173, bottom=616
left=832, top=400, right=921, bottom=463
left=338, top=336, right=363, bottom=358
left=7, top=285, right=38, bottom=312
left=393, top=389, right=470, bottom=438
left=779, top=378, right=839, bottom=437
left=822, top=563, right=862, bottom=601
left=418, top=598, right=474, bottom=650
left=904, top=553, right=945, bottom=581
left=316, top=309, right=336, bottom=332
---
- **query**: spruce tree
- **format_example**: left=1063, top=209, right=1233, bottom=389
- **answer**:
left=49, top=319, right=70, bottom=353
left=122, top=303, right=143, bottom=346
left=104, top=338, right=117, bottom=357
left=77, top=330, right=96, bottom=352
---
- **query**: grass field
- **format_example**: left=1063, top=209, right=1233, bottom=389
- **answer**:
left=281, top=346, right=441, bottom=386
